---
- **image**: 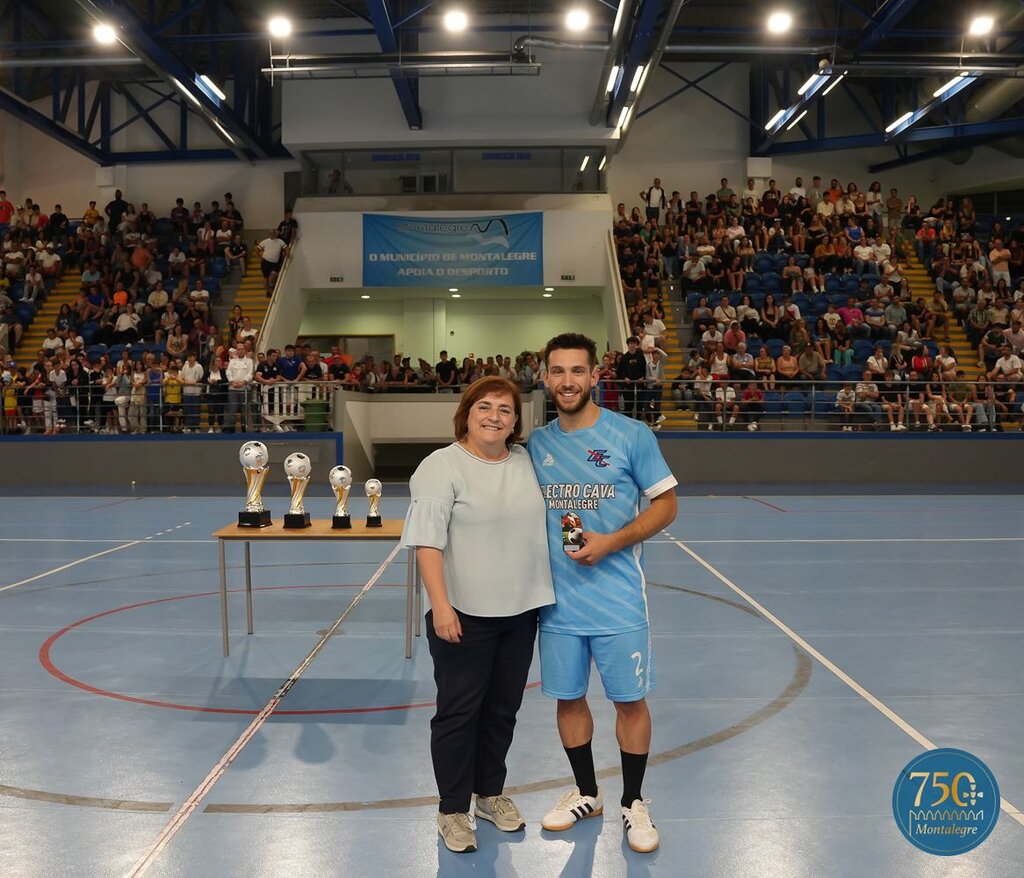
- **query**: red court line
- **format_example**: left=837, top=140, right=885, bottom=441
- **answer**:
left=743, top=496, right=787, bottom=512
left=39, top=584, right=541, bottom=715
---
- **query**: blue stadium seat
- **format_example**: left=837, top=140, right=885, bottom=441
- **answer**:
left=795, top=253, right=810, bottom=268
left=9, top=282, right=24, bottom=301
left=86, top=344, right=107, bottom=363
left=829, top=292, right=849, bottom=306
left=80, top=321, right=99, bottom=344
left=686, top=292, right=702, bottom=310
left=825, top=275, right=842, bottom=294
left=763, top=391, right=782, bottom=414
left=792, top=295, right=811, bottom=312
left=812, top=299, right=829, bottom=315
left=771, top=253, right=789, bottom=272
left=761, top=273, right=782, bottom=294
left=755, top=255, right=773, bottom=274
left=853, top=339, right=874, bottom=360
left=813, top=391, right=836, bottom=413
left=765, top=339, right=784, bottom=358
left=842, top=364, right=865, bottom=381
left=210, top=258, right=228, bottom=278
left=744, top=274, right=763, bottom=294
left=784, top=392, right=807, bottom=416
left=107, top=344, right=126, bottom=361
left=746, top=338, right=762, bottom=357
left=749, top=293, right=765, bottom=309
left=925, top=340, right=939, bottom=357
left=842, top=277, right=861, bottom=296
left=826, top=365, right=843, bottom=382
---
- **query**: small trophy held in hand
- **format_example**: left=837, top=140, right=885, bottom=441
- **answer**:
left=364, top=478, right=383, bottom=528
left=238, top=441, right=272, bottom=527
left=329, top=465, right=353, bottom=529
left=283, top=452, right=313, bottom=529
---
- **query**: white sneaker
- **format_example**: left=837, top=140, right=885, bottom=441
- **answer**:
left=890, top=423, right=897, bottom=431
left=747, top=422, right=757, bottom=431
left=896, top=423, right=907, bottom=431
left=541, top=787, right=603, bottom=831
left=656, top=414, right=666, bottom=424
left=621, top=799, right=659, bottom=853
left=961, top=423, right=971, bottom=431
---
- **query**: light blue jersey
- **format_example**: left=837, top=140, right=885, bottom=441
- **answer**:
left=527, top=408, right=677, bottom=635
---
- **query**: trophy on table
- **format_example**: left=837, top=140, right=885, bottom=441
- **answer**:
left=283, top=452, right=313, bottom=529
left=238, top=441, right=272, bottom=527
left=365, top=478, right=383, bottom=528
left=329, top=465, right=353, bottom=529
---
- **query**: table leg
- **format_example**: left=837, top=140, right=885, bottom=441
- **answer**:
left=219, top=540, right=229, bottom=657
left=405, top=547, right=414, bottom=659
left=244, top=541, right=253, bottom=635
left=415, top=552, right=422, bottom=636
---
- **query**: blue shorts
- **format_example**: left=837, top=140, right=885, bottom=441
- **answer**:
left=539, top=627, right=654, bottom=703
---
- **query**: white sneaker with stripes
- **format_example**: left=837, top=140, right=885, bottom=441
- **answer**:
left=541, top=786, right=603, bottom=831
left=621, top=799, right=659, bottom=852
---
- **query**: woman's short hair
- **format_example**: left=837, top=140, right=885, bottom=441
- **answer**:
left=453, top=376, right=523, bottom=447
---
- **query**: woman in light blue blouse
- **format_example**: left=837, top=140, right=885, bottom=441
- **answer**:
left=402, top=376, right=554, bottom=854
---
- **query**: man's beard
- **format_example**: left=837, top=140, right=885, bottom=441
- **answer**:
left=550, top=385, right=590, bottom=415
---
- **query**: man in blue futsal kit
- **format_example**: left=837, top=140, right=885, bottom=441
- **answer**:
left=527, top=332, right=678, bottom=853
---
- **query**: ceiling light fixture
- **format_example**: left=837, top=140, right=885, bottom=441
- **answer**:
left=360, top=294, right=370, bottom=299
left=566, top=9, right=590, bottom=32
left=579, top=155, right=590, bottom=172
left=885, top=111, right=914, bottom=133
left=598, top=155, right=607, bottom=171
left=767, top=11, right=793, bottom=34
left=933, top=71, right=969, bottom=97
left=93, top=23, right=117, bottom=45
left=629, top=64, right=645, bottom=92
left=968, top=14, right=994, bottom=36
left=544, top=287, right=555, bottom=292
left=199, top=74, right=226, bottom=101
left=797, top=72, right=821, bottom=96
left=821, top=72, right=846, bottom=96
left=542, top=293, right=553, bottom=298
left=605, top=65, right=620, bottom=93
left=443, top=9, right=469, bottom=32
left=267, top=16, right=292, bottom=38
left=786, top=109, right=808, bottom=130
left=764, top=108, right=785, bottom=129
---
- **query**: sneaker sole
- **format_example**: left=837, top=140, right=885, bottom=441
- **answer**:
left=541, top=806, right=603, bottom=832
left=474, top=810, right=525, bottom=832
left=437, top=830, right=477, bottom=854
left=627, top=837, right=660, bottom=853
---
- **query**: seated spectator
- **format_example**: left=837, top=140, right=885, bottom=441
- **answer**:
left=775, top=345, right=799, bottom=387
left=797, top=345, right=826, bottom=382
left=866, top=346, right=888, bottom=378
left=740, top=381, right=764, bottom=430
left=225, top=234, right=248, bottom=276
left=712, top=382, right=739, bottom=429
left=723, top=322, right=746, bottom=354
left=730, top=342, right=756, bottom=381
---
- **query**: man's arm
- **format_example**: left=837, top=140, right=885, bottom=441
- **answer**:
left=570, top=489, right=677, bottom=567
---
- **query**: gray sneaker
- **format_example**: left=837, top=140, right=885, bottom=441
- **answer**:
left=437, top=812, right=477, bottom=853
left=475, top=794, right=526, bottom=832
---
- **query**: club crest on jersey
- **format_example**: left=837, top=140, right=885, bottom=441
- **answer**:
left=587, top=449, right=612, bottom=468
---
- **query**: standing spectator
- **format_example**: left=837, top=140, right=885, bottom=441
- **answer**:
left=277, top=209, right=299, bottom=245
left=224, top=348, right=254, bottom=432
left=180, top=351, right=205, bottom=432
left=435, top=350, right=458, bottom=393
left=639, top=178, right=666, bottom=222
left=617, top=336, right=647, bottom=419
left=105, top=189, right=129, bottom=231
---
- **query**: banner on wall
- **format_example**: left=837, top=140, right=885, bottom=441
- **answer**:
left=362, top=212, right=543, bottom=286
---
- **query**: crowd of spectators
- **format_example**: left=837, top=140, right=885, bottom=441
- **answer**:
left=612, top=174, right=1023, bottom=431
left=0, top=186, right=301, bottom=434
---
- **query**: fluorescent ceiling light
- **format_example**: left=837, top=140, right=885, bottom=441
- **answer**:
left=451, top=293, right=461, bottom=298
left=630, top=65, right=645, bottom=92
left=544, top=287, right=555, bottom=292
left=933, top=71, right=969, bottom=97
left=579, top=155, right=590, bottom=172
left=767, top=11, right=793, bottom=34
left=797, top=73, right=821, bottom=96
left=606, top=65, right=620, bottom=93
left=765, top=108, right=785, bottom=129
left=448, top=287, right=459, bottom=292
left=821, top=72, right=846, bottom=96
left=885, top=111, right=914, bottom=133
left=200, top=74, right=226, bottom=101
left=566, top=9, right=590, bottom=32
left=617, top=105, right=630, bottom=129
left=211, top=120, right=235, bottom=145
left=93, top=23, right=117, bottom=45
left=611, top=0, right=627, bottom=38
left=786, top=109, right=808, bottom=130
left=360, top=294, right=370, bottom=299
left=968, top=15, right=994, bottom=36
left=267, top=16, right=292, bottom=38
left=598, top=155, right=607, bottom=171
left=542, top=293, right=553, bottom=298
left=443, top=10, right=469, bottom=32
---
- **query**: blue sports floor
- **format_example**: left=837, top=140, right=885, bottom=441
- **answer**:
left=1, top=492, right=1023, bottom=877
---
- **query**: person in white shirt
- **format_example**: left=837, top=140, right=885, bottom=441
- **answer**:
left=114, top=309, right=140, bottom=344
left=166, top=246, right=186, bottom=280
left=224, top=347, right=254, bottom=431
left=713, top=382, right=739, bottom=429
left=789, top=177, right=806, bottom=198
left=854, top=241, right=876, bottom=275
left=643, top=310, right=666, bottom=348
left=180, top=352, right=205, bottom=432
left=38, top=244, right=62, bottom=277
left=257, top=234, right=287, bottom=297
left=989, top=346, right=1022, bottom=384
left=713, top=295, right=737, bottom=330
left=640, top=178, right=666, bottom=221
left=189, top=283, right=210, bottom=317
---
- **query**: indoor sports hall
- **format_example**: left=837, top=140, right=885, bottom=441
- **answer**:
left=2, top=2, right=1024, bottom=877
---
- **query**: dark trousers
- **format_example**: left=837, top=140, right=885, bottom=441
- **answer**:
left=426, top=608, right=537, bottom=814
left=620, top=383, right=639, bottom=418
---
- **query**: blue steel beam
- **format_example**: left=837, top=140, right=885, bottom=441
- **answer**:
left=884, top=72, right=979, bottom=139
left=72, top=0, right=268, bottom=158
left=365, top=0, right=423, bottom=129
left=608, top=0, right=671, bottom=126
left=0, top=85, right=105, bottom=162
left=859, top=0, right=921, bottom=51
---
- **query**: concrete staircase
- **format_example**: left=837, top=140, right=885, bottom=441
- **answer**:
left=903, top=252, right=979, bottom=379
left=15, top=272, right=80, bottom=359
left=214, top=248, right=270, bottom=347
left=654, top=286, right=698, bottom=431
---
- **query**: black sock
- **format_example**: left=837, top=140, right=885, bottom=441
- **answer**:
left=620, top=750, right=648, bottom=808
left=564, top=740, right=598, bottom=798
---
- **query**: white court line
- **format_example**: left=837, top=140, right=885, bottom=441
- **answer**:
left=0, top=542, right=141, bottom=593
left=669, top=537, right=1024, bottom=829
left=125, top=542, right=404, bottom=878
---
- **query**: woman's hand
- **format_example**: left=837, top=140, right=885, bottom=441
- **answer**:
left=432, top=605, right=462, bottom=643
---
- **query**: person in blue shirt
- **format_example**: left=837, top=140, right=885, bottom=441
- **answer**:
left=527, top=332, right=678, bottom=854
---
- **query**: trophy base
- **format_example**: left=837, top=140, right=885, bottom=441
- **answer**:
left=238, top=510, right=272, bottom=528
left=332, top=515, right=352, bottom=530
left=365, top=515, right=383, bottom=528
left=284, top=512, right=312, bottom=529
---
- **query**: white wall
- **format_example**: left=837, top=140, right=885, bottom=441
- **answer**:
left=611, top=62, right=1024, bottom=215
left=300, top=295, right=606, bottom=362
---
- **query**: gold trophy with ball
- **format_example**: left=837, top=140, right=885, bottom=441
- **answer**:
left=329, top=465, right=353, bottom=529
left=283, top=452, right=313, bottom=529
left=238, top=441, right=272, bottom=527
left=364, top=478, right=383, bottom=528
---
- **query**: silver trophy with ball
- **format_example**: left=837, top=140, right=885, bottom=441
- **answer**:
left=364, top=478, right=383, bottom=528
left=283, top=452, right=313, bottom=529
left=238, top=441, right=272, bottom=527
left=329, top=465, right=353, bottom=529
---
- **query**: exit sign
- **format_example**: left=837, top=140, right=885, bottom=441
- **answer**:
left=329, top=275, right=344, bottom=283
left=560, top=274, right=575, bottom=281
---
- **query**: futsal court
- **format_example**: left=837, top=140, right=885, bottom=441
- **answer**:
left=1, top=489, right=1022, bottom=877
